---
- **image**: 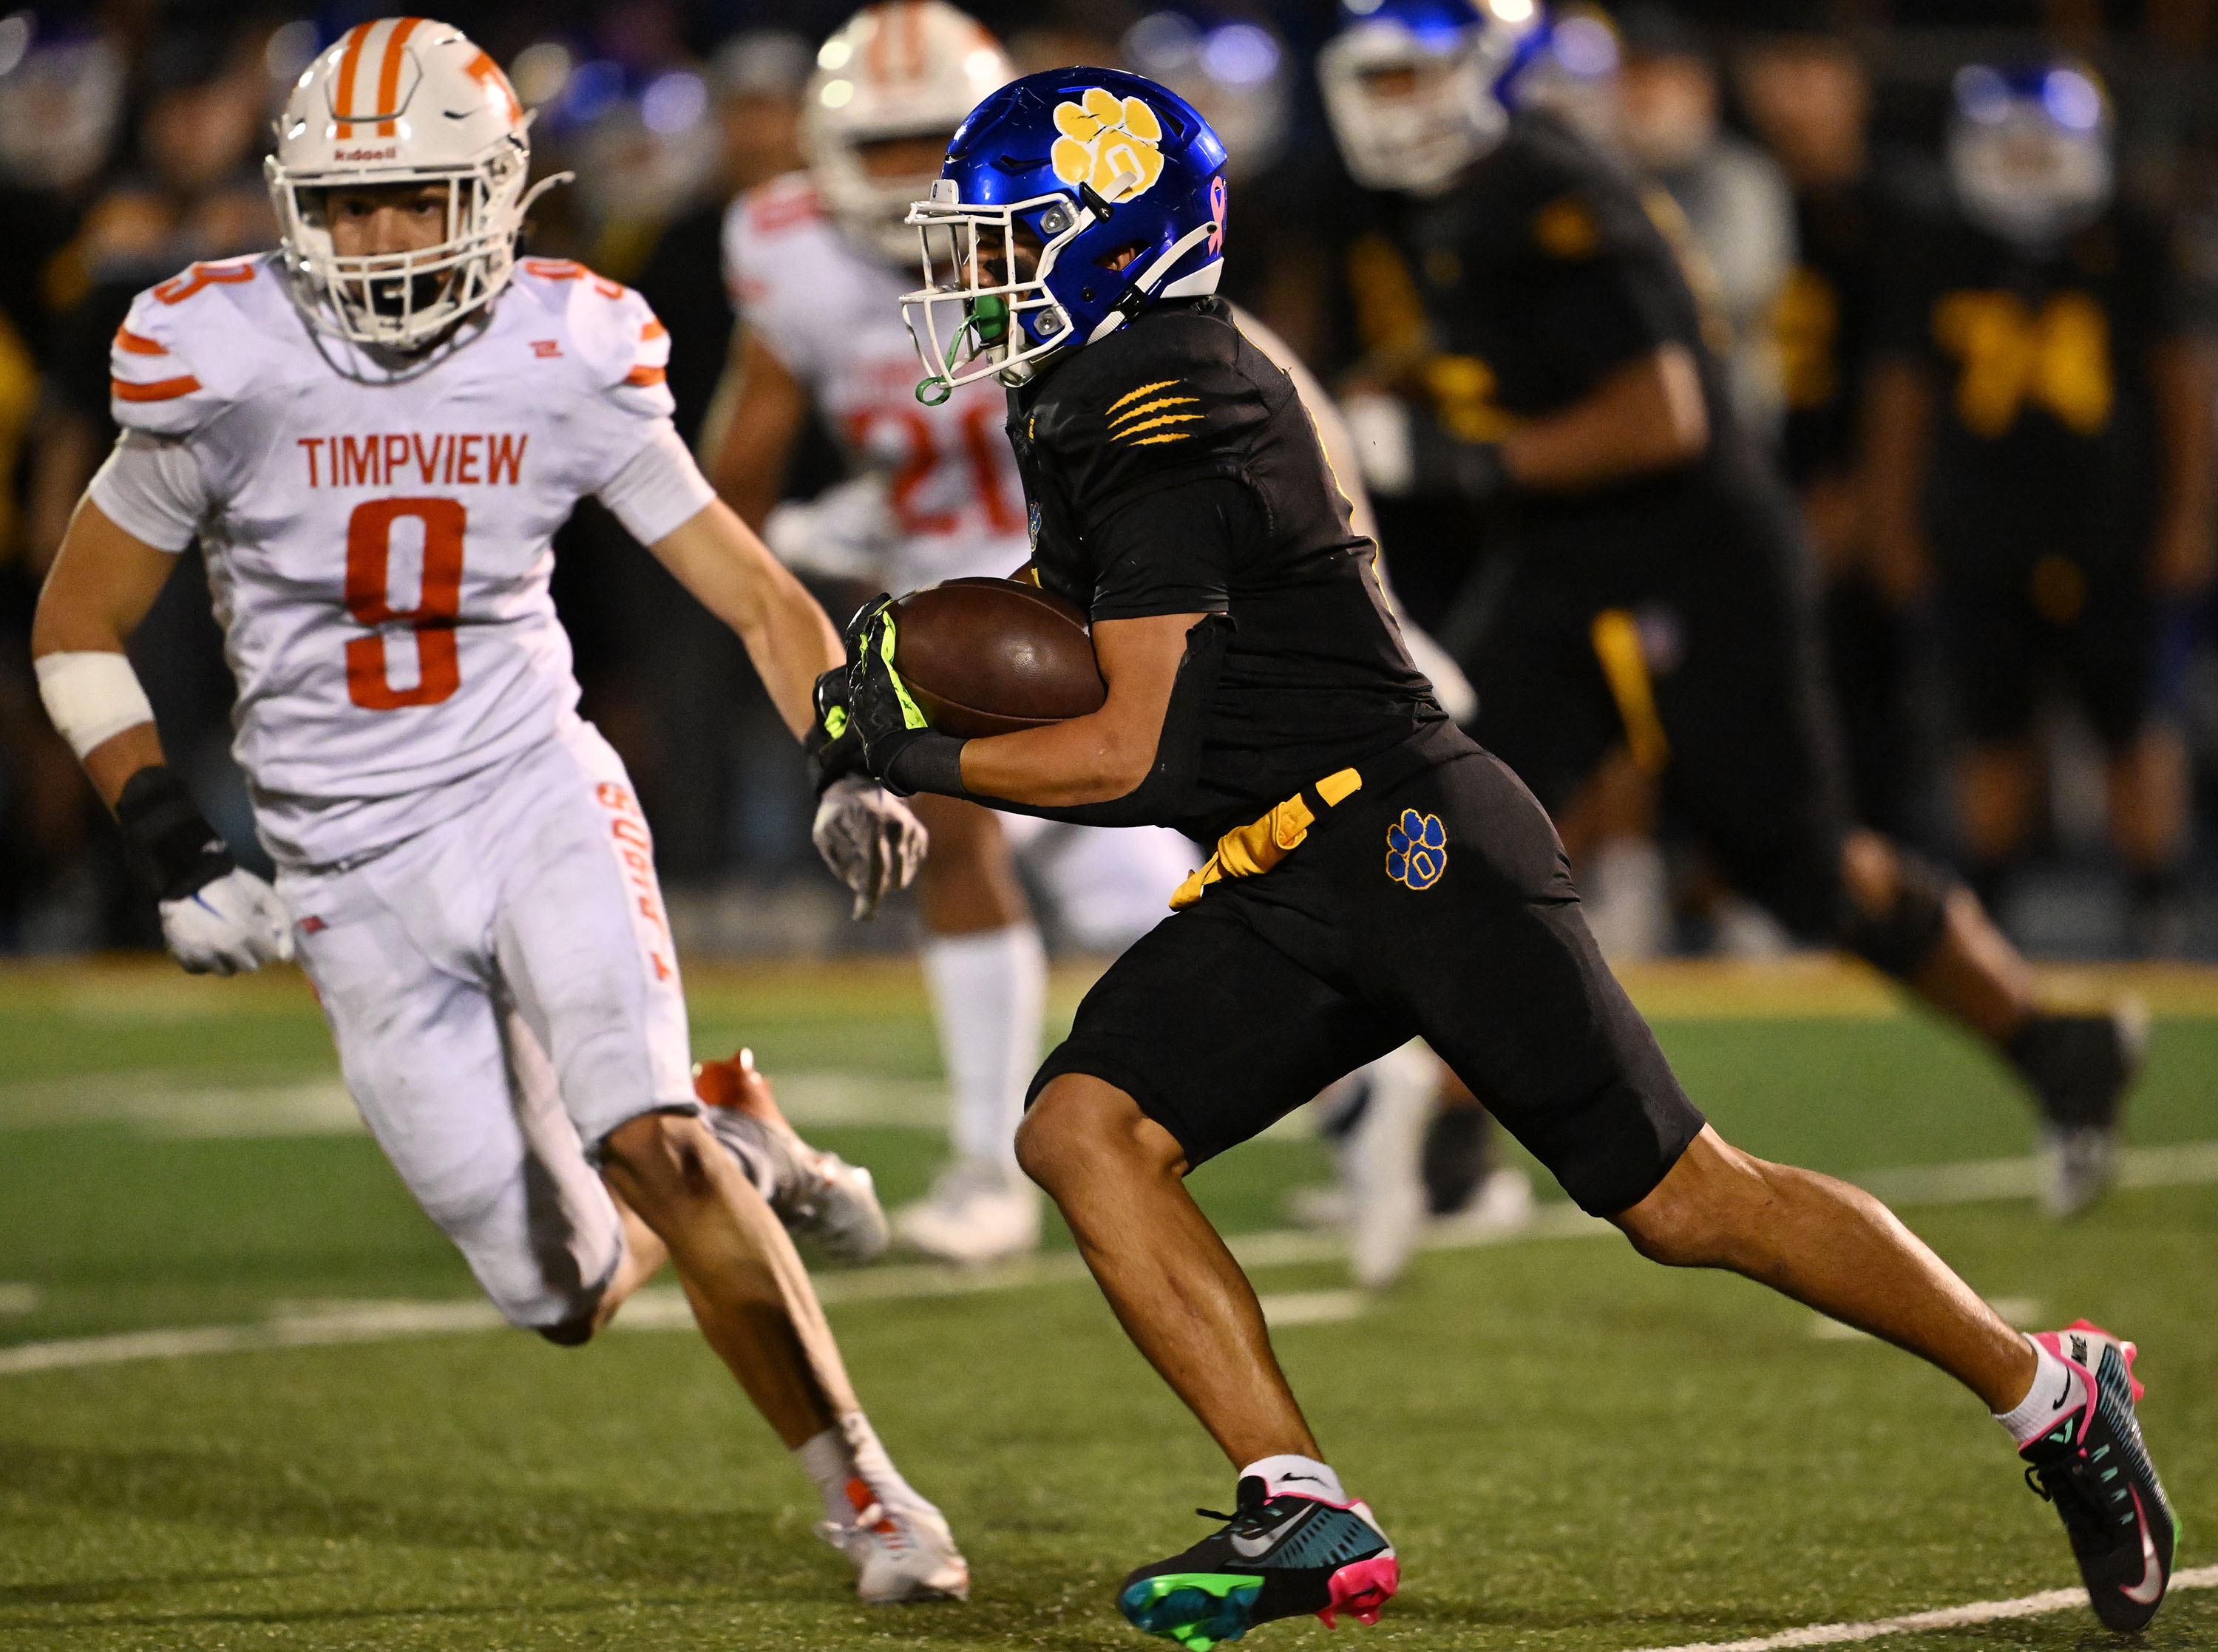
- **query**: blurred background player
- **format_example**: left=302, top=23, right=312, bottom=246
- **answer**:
left=705, top=0, right=1198, bottom=1263
left=1319, top=0, right=2146, bottom=1217
left=1867, top=60, right=2218, bottom=957
left=1735, top=15, right=1922, bottom=844
left=30, top=18, right=962, bottom=1602
left=1614, top=3, right=1795, bottom=445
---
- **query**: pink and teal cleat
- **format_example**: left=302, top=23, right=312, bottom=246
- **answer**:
left=2019, top=1319, right=2177, bottom=1631
left=1117, top=1477, right=1398, bottom=1650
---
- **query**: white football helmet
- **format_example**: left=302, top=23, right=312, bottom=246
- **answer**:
left=266, top=18, right=565, bottom=353
left=1319, top=0, right=1542, bottom=196
left=1947, top=62, right=2113, bottom=247
left=803, top=1, right=1014, bottom=264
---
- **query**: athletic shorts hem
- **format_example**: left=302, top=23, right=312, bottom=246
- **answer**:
left=581, top=1098, right=704, bottom=1166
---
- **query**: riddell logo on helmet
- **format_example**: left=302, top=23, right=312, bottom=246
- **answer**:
left=333, top=146, right=400, bottom=162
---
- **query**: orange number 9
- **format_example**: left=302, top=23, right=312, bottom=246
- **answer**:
left=345, top=497, right=465, bottom=710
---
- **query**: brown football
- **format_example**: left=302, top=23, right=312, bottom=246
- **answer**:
left=889, top=577, right=1105, bottom=737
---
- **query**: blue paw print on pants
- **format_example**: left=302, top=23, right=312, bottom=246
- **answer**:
left=1386, top=809, right=1447, bottom=890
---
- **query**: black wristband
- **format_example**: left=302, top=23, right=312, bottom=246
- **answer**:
left=115, top=766, right=234, bottom=900
left=883, top=732, right=969, bottom=799
left=804, top=665, right=864, bottom=796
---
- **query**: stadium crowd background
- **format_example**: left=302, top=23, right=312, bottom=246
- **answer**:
left=1, top=0, right=2215, bottom=960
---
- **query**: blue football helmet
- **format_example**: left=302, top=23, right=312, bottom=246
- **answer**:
left=1947, top=61, right=2112, bottom=245
left=900, top=67, right=1230, bottom=398
left=1319, top=0, right=1547, bottom=194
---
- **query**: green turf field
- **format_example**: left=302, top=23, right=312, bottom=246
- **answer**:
left=1, top=958, right=2214, bottom=1651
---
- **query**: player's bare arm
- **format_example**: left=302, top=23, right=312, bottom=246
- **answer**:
left=645, top=496, right=842, bottom=735
left=1861, top=356, right=1938, bottom=602
left=701, top=329, right=809, bottom=529
left=954, top=613, right=1203, bottom=806
left=30, top=497, right=174, bottom=804
left=35, top=495, right=294, bottom=976
left=1498, top=341, right=1708, bottom=490
left=2148, top=333, right=2218, bottom=596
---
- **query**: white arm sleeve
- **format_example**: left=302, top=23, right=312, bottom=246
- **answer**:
left=86, top=430, right=209, bottom=553
left=597, top=421, right=719, bottom=547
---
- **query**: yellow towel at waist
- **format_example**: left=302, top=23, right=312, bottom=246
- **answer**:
left=1170, top=767, right=1364, bottom=910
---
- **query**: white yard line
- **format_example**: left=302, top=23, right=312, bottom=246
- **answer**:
left=1621, top=1566, right=2218, bottom=1652
left=2, top=1140, right=2213, bottom=1380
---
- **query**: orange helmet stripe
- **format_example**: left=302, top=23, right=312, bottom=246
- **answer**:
left=375, top=17, right=424, bottom=137
left=332, top=21, right=376, bottom=135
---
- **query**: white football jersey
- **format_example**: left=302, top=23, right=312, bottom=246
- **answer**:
left=104, top=254, right=683, bottom=869
left=724, top=172, right=1031, bottom=588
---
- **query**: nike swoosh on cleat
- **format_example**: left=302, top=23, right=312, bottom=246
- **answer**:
left=1229, top=1512, right=1306, bottom=1560
left=2120, top=1489, right=2166, bottom=1606
left=2052, top=1373, right=2074, bottom=1410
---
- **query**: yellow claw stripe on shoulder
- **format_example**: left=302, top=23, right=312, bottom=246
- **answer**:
left=1126, top=432, right=1195, bottom=446
left=1106, top=378, right=1181, bottom=416
left=1108, top=394, right=1200, bottom=426
left=1112, top=412, right=1207, bottom=441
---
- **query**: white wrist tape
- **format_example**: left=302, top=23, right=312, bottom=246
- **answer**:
left=35, top=650, right=156, bottom=760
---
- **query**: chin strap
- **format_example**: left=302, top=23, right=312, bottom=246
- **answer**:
left=1085, top=219, right=1223, bottom=345
left=516, top=169, right=575, bottom=221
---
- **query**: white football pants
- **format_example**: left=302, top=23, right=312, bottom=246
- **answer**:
left=278, top=718, right=696, bottom=1330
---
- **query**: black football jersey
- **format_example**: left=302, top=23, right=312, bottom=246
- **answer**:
left=1877, top=200, right=2218, bottom=557
left=1386, top=110, right=1785, bottom=557
left=1774, top=168, right=1931, bottom=489
left=1007, top=296, right=1447, bottom=843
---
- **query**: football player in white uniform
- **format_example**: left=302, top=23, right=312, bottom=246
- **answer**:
left=705, top=1, right=1198, bottom=1263
left=31, top=19, right=966, bottom=1604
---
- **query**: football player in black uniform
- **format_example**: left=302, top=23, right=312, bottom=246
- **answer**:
left=811, top=61, right=2177, bottom=1650
left=1317, top=2, right=2146, bottom=1219
left=1865, top=61, right=2217, bottom=951
left=1737, top=20, right=1924, bottom=836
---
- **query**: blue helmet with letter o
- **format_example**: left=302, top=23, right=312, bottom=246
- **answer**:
left=900, top=67, right=1230, bottom=398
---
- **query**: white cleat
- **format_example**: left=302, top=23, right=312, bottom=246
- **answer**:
left=2040, top=1125, right=2118, bottom=1222
left=818, top=1477, right=971, bottom=1603
left=1346, top=1041, right=1436, bottom=1290
left=695, top=1051, right=890, bottom=1262
left=892, top=1160, right=1040, bottom=1264
left=1432, top=1165, right=1534, bottom=1240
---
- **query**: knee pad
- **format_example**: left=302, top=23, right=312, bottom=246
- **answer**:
left=1838, top=849, right=1953, bottom=980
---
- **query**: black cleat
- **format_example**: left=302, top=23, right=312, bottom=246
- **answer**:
left=1117, top=1475, right=1397, bottom=1649
left=2020, top=1321, right=2177, bottom=1632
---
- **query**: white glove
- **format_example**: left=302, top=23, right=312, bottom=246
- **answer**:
left=160, top=866, right=296, bottom=976
left=1339, top=392, right=1417, bottom=498
left=763, top=474, right=898, bottom=581
left=812, top=775, right=928, bottom=920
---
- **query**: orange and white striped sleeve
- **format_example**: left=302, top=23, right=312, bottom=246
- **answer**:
left=108, top=265, right=250, bottom=437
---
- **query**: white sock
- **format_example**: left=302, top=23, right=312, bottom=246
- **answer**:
left=796, top=1411, right=918, bottom=1526
left=1993, top=1335, right=2085, bottom=1448
left=923, top=923, right=1045, bottom=1171
left=1241, top=1453, right=1347, bottom=1505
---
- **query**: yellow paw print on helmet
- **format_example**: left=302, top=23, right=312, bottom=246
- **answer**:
left=1051, top=87, right=1166, bottom=203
